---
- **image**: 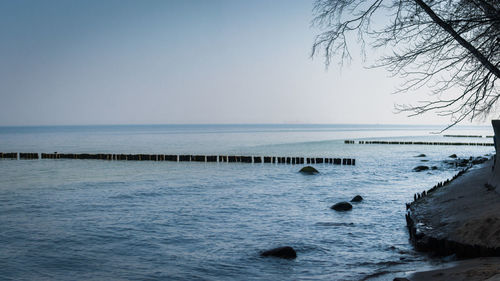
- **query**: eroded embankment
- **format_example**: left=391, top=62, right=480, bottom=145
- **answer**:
left=406, top=158, right=500, bottom=258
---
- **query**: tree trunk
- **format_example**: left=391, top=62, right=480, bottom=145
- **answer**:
left=490, top=120, right=500, bottom=187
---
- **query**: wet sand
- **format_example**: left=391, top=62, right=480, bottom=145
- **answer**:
left=410, top=257, right=500, bottom=281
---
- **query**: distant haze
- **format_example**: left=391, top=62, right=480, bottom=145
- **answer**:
left=0, top=0, right=487, bottom=126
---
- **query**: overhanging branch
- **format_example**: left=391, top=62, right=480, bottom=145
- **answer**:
left=413, top=0, right=500, bottom=79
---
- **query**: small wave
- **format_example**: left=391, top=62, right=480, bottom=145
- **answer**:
left=359, top=270, right=391, bottom=281
left=357, top=260, right=406, bottom=267
left=109, top=194, right=134, bottom=200
left=110, top=191, right=162, bottom=199
left=315, top=222, right=355, bottom=227
left=133, top=191, right=162, bottom=197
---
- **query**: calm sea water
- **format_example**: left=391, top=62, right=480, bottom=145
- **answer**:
left=0, top=124, right=494, bottom=280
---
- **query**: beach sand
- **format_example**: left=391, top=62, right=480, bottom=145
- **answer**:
left=404, top=158, right=500, bottom=280
left=409, top=159, right=500, bottom=250
left=410, top=257, right=500, bottom=281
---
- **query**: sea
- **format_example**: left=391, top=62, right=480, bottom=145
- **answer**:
left=0, top=124, right=495, bottom=281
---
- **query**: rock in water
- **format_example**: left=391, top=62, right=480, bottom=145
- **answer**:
left=413, top=166, right=429, bottom=172
left=449, top=154, right=457, bottom=158
left=260, top=246, right=297, bottom=259
left=415, top=154, right=426, bottom=157
left=331, top=201, right=353, bottom=211
left=351, top=195, right=363, bottom=202
left=299, top=166, right=319, bottom=174
left=457, top=159, right=470, bottom=167
left=472, top=157, right=488, bottom=165
left=393, top=278, right=410, bottom=281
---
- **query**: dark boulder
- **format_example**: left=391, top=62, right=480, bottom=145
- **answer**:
left=471, top=157, right=488, bottom=165
left=443, top=160, right=455, bottom=166
left=415, top=154, right=426, bottom=157
left=431, top=166, right=438, bottom=170
left=457, top=159, right=470, bottom=167
left=260, top=246, right=297, bottom=259
left=449, top=154, right=457, bottom=158
left=413, top=166, right=429, bottom=172
left=393, top=278, right=410, bottom=281
left=331, top=201, right=353, bottom=211
left=299, top=166, right=319, bottom=174
left=350, top=195, right=363, bottom=202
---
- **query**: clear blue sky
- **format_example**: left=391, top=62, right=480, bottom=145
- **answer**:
left=0, top=0, right=482, bottom=126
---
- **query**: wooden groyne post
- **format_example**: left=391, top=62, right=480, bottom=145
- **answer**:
left=0, top=152, right=18, bottom=159
left=19, top=153, right=39, bottom=159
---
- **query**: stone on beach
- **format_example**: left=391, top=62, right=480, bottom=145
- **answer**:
left=449, top=154, right=457, bottom=158
left=415, top=154, right=426, bottom=157
left=413, top=166, right=429, bottom=172
left=443, top=156, right=488, bottom=168
left=471, top=157, right=488, bottom=165
left=299, top=166, right=319, bottom=174
left=350, top=195, right=363, bottom=202
left=457, top=159, right=470, bottom=167
left=260, top=246, right=297, bottom=259
left=331, top=201, right=353, bottom=211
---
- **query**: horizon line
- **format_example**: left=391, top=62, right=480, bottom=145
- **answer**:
left=0, top=122, right=493, bottom=128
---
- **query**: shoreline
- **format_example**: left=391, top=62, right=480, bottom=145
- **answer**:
left=406, top=159, right=500, bottom=257
left=410, top=257, right=500, bottom=281
left=400, top=156, right=500, bottom=280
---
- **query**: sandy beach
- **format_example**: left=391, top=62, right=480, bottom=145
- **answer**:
left=410, top=257, right=500, bottom=281
left=402, top=152, right=500, bottom=280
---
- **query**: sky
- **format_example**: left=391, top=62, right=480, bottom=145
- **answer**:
left=0, top=0, right=488, bottom=126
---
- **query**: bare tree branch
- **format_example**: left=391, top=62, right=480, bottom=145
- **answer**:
left=312, top=0, right=500, bottom=129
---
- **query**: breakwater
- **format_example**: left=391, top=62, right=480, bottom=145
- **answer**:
left=344, top=140, right=493, bottom=146
left=0, top=152, right=356, bottom=165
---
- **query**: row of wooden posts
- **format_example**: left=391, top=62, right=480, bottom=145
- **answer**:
left=443, top=135, right=493, bottom=138
left=344, top=140, right=494, bottom=146
left=0, top=152, right=356, bottom=165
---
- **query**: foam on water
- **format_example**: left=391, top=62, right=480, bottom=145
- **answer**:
left=0, top=124, right=494, bottom=280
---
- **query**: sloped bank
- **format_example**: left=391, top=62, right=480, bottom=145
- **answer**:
left=406, top=159, right=500, bottom=258
left=406, top=120, right=500, bottom=259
